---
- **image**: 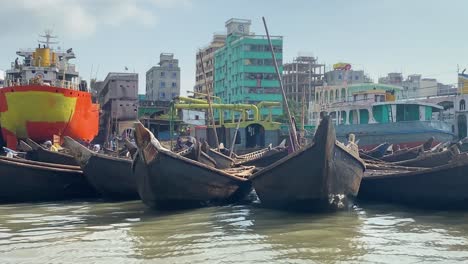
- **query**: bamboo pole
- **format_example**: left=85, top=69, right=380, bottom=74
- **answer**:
left=229, top=113, right=243, bottom=158
left=262, top=17, right=299, bottom=152
left=198, top=51, right=220, bottom=150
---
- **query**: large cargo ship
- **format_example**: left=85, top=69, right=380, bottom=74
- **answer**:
left=0, top=31, right=99, bottom=149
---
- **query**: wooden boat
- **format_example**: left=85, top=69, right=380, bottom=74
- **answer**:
left=379, top=137, right=435, bottom=162
left=63, top=137, right=139, bottom=201
left=132, top=122, right=253, bottom=210
left=391, top=145, right=459, bottom=168
left=21, top=138, right=78, bottom=166
left=0, top=156, right=97, bottom=203
left=249, top=116, right=366, bottom=211
left=201, top=140, right=288, bottom=169
left=360, top=142, right=391, bottom=159
left=359, top=153, right=468, bottom=209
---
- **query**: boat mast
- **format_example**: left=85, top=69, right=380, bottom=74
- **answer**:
left=38, top=30, right=58, bottom=48
left=262, top=17, right=299, bottom=152
left=198, top=50, right=220, bottom=150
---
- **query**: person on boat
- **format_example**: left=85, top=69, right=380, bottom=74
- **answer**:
left=92, top=144, right=101, bottom=152
left=44, top=140, right=58, bottom=152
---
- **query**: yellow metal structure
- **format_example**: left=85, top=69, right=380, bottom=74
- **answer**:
left=33, top=48, right=51, bottom=67
left=459, top=74, right=468, bottom=94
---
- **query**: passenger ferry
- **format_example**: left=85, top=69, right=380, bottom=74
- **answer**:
left=310, top=83, right=455, bottom=150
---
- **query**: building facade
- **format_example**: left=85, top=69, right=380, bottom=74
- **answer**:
left=96, top=72, right=138, bottom=143
left=195, top=34, right=226, bottom=98
left=214, top=18, right=284, bottom=118
left=283, top=55, right=324, bottom=119
left=146, top=53, right=181, bottom=101
left=324, top=63, right=372, bottom=86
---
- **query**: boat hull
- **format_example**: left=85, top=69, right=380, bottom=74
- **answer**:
left=0, top=85, right=99, bottom=149
left=82, top=154, right=138, bottom=201
left=0, top=157, right=97, bottom=203
left=359, top=155, right=468, bottom=209
left=250, top=117, right=365, bottom=211
left=336, top=121, right=454, bottom=151
left=134, top=151, right=252, bottom=209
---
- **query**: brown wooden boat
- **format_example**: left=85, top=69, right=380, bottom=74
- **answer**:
left=132, top=122, right=253, bottom=210
left=249, top=116, right=366, bottom=211
left=64, top=137, right=139, bottom=201
left=359, top=153, right=468, bottom=209
left=391, top=145, right=459, bottom=168
left=379, top=137, right=434, bottom=162
left=0, top=156, right=97, bottom=203
left=202, top=141, right=288, bottom=169
left=21, top=138, right=78, bottom=166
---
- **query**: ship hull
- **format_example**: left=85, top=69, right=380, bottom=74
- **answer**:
left=336, top=121, right=455, bottom=151
left=0, top=85, right=99, bottom=148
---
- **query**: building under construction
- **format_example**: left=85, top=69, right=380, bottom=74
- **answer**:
left=283, top=56, right=324, bottom=120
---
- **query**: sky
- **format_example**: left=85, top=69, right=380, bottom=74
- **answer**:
left=0, top=0, right=466, bottom=94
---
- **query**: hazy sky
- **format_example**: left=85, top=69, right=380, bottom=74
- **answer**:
left=0, top=0, right=466, bottom=94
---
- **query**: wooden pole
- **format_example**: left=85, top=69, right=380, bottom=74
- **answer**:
left=199, top=51, right=220, bottom=150
left=262, top=17, right=299, bottom=152
left=229, top=113, right=243, bottom=158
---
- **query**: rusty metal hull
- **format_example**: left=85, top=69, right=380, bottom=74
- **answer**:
left=359, top=155, right=468, bottom=209
left=133, top=151, right=252, bottom=209
left=250, top=117, right=365, bottom=211
left=0, top=158, right=96, bottom=203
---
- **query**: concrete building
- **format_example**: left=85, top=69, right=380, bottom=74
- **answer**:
left=324, top=63, right=372, bottom=86
left=282, top=55, right=324, bottom=118
left=146, top=53, right=181, bottom=101
left=96, top=72, right=139, bottom=143
left=401, top=74, right=438, bottom=98
left=194, top=34, right=226, bottom=98
left=437, top=82, right=458, bottom=96
left=378, top=72, right=404, bottom=86
left=214, top=18, right=283, bottom=118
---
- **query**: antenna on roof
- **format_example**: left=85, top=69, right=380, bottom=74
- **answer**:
left=38, top=29, right=59, bottom=48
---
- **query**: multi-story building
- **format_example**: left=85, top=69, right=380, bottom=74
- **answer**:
left=378, top=72, right=404, bottom=86
left=195, top=34, right=226, bottom=98
left=283, top=55, right=325, bottom=118
left=324, top=63, right=372, bottom=86
left=146, top=53, right=181, bottom=101
left=402, top=74, right=438, bottom=98
left=214, top=18, right=284, bottom=118
left=96, top=72, right=138, bottom=143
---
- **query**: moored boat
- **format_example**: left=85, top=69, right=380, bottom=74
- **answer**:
left=133, top=122, right=253, bottom=210
left=64, top=136, right=139, bottom=201
left=250, top=116, right=366, bottom=211
left=359, top=153, right=468, bottom=209
left=21, top=138, right=78, bottom=166
left=0, top=156, right=96, bottom=202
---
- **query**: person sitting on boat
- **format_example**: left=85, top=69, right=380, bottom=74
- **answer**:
left=43, top=140, right=58, bottom=152
left=92, top=144, right=101, bottom=152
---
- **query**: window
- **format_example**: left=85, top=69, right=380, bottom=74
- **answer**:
left=159, top=92, right=165, bottom=99
left=169, top=64, right=173, bottom=68
left=172, top=82, right=177, bottom=88
left=460, top=100, right=466, bottom=111
left=160, top=82, right=165, bottom=88
left=172, top=93, right=177, bottom=98
left=172, top=72, right=177, bottom=78
left=338, top=74, right=342, bottom=80
left=160, top=71, right=165, bottom=77
left=355, top=75, right=359, bottom=80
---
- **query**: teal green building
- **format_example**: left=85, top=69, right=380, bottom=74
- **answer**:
left=214, top=18, right=283, bottom=119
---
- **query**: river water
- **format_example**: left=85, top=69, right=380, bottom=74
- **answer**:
left=0, top=200, right=467, bottom=263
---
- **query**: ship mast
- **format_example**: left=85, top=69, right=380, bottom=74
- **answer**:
left=38, top=30, right=59, bottom=48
